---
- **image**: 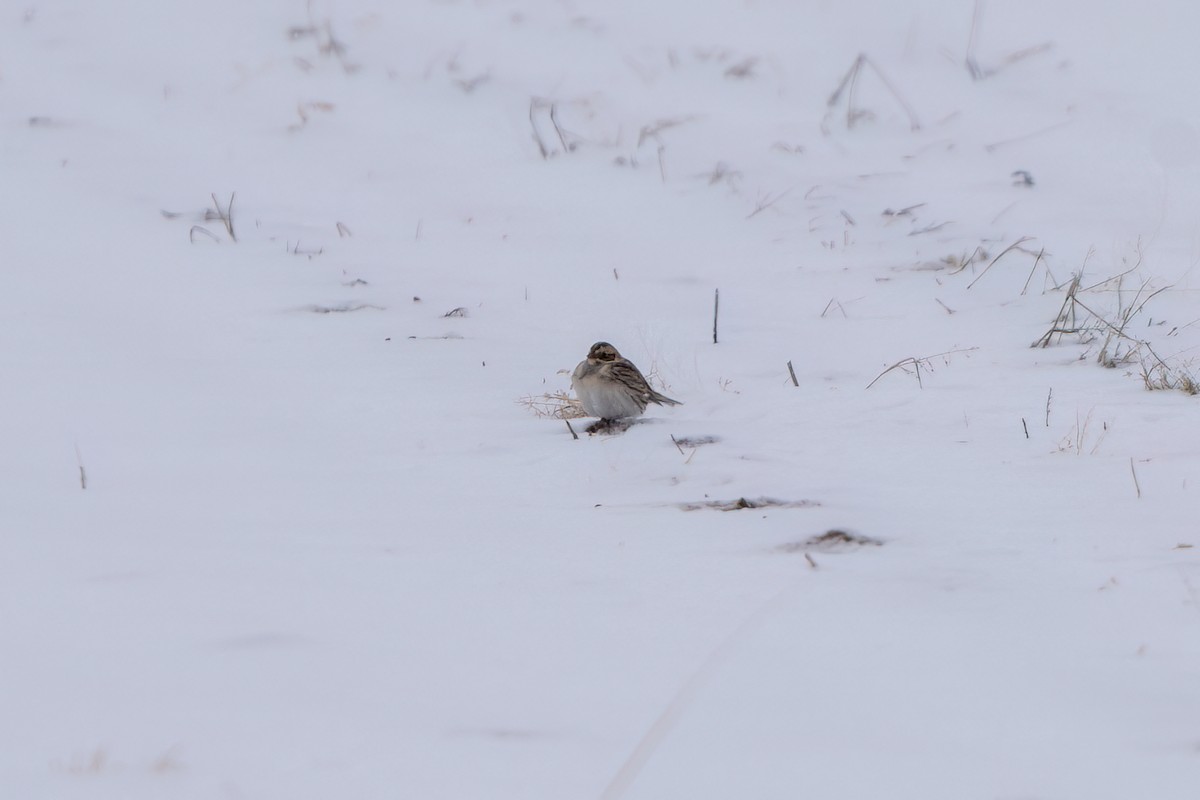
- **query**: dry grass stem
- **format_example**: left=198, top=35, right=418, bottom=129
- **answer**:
left=865, top=347, right=978, bottom=389
left=746, top=188, right=792, bottom=219
left=208, top=192, right=236, bottom=242
left=827, top=54, right=921, bottom=131
left=966, top=236, right=1036, bottom=289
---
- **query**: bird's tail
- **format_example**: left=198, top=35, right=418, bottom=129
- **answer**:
left=649, top=390, right=682, bottom=406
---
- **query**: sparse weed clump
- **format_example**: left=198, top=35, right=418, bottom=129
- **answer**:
left=1031, top=262, right=1197, bottom=395
left=517, top=391, right=585, bottom=420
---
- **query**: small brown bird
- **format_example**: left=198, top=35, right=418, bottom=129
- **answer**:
left=571, top=341, right=682, bottom=421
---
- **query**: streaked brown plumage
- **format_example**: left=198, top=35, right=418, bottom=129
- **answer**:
left=571, top=342, right=682, bottom=420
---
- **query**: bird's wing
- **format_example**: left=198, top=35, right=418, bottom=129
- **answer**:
left=606, top=359, right=656, bottom=398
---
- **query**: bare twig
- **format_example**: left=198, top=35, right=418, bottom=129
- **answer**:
left=1130, top=458, right=1141, bottom=499
left=712, top=289, right=720, bottom=344
left=336, top=221, right=352, bottom=237
left=529, top=97, right=551, bottom=159
left=566, top=419, right=579, bottom=440
left=74, top=443, right=87, bottom=490
left=786, top=360, right=798, bottom=387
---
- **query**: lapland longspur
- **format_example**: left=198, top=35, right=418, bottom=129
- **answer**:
left=571, top=342, right=682, bottom=422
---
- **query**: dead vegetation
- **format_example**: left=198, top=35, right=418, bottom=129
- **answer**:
left=670, top=435, right=719, bottom=449
left=1030, top=246, right=1199, bottom=395
left=678, top=497, right=820, bottom=512
left=824, top=54, right=921, bottom=133
left=162, top=192, right=238, bottom=243
left=301, top=302, right=384, bottom=314
left=1056, top=409, right=1110, bottom=455
left=288, top=2, right=356, bottom=74
left=777, top=529, right=884, bottom=553
left=288, top=100, right=335, bottom=132
left=964, top=0, right=1054, bottom=81
left=529, top=97, right=592, bottom=158
left=865, top=347, right=978, bottom=389
left=517, top=391, right=586, bottom=420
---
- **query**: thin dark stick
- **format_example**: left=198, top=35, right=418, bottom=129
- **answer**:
left=786, top=360, right=798, bottom=387
left=1022, top=418, right=1029, bottom=439
left=1020, top=247, right=1045, bottom=295
left=827, top=55, right=861, bottom=109
left=565, top=419, right=579, bottom=440
left=529, top=98, right=550, bottom=159
left=845, top=55, right=862, bottom=129
left=965, top=0, right=984, bottom=79
left=211, top=192, right=236, bottom=242
left=712, top=289, right=719, bottom=344
left=74, top=443, right=87, bottom=490
left=1045, top=388, right=1052, bottom=426
left=1130, top=458, right=1141, bottom=499
left=804, top=553, right=818, bottom=569
left=549, top=102, right=571, bottom=153
left=670, top=434, right=685, bottom=455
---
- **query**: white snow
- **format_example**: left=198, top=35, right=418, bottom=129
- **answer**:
left=3, top=1, right=1199, bottom=798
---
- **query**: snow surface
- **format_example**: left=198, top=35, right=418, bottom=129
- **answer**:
left=3, top=1, right=1200, bottom=798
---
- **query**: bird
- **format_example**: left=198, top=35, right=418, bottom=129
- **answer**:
left=571, top=341, right=682, bottom=422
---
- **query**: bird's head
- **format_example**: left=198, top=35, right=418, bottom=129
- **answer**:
left=587, top=342, right=621, bottom=362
